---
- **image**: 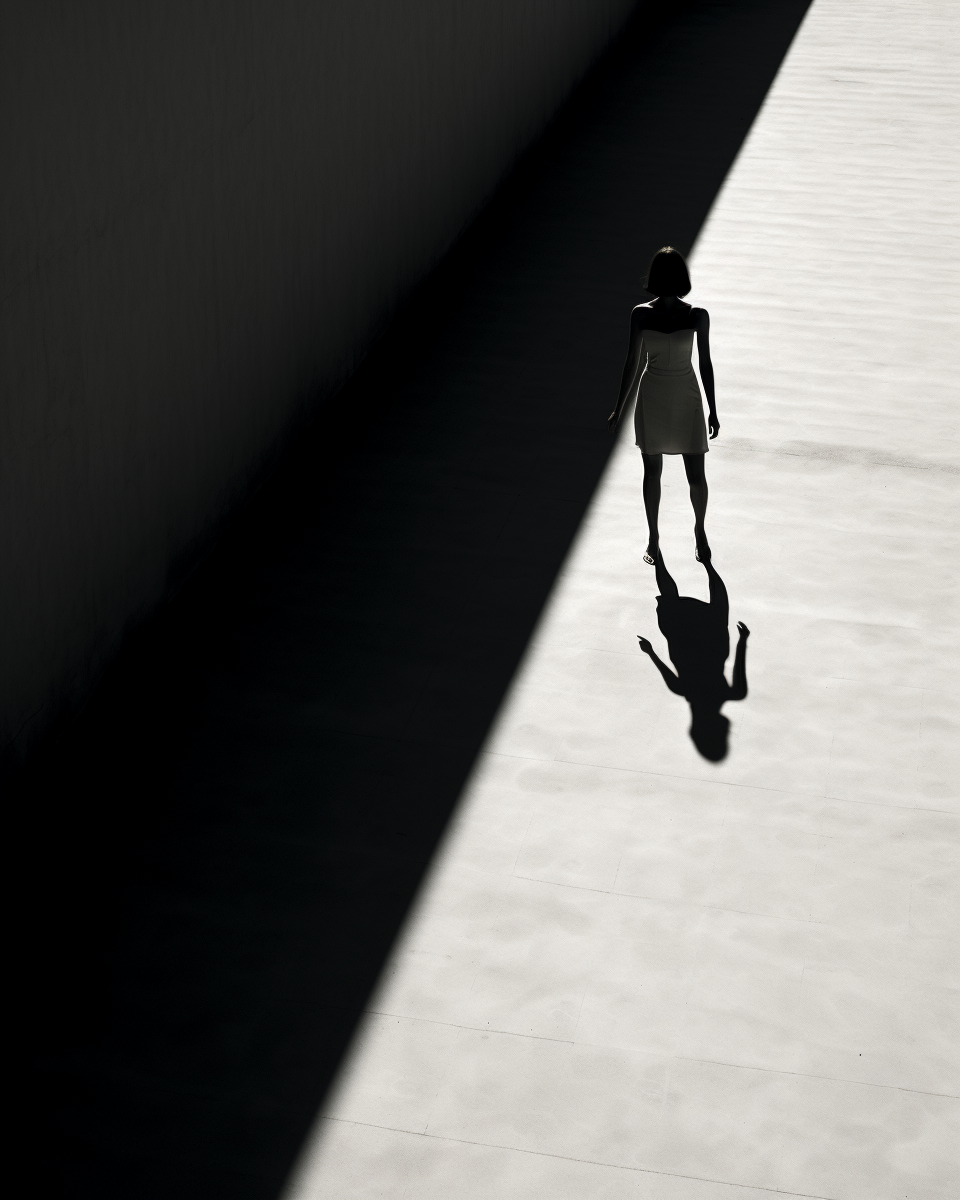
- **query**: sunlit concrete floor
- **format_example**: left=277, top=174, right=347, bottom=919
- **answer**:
left=284, top=2, right=959, bottom=1197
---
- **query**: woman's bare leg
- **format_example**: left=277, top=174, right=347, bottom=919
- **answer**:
left=683, top=453, right=709, bottom=556
left=641, top=452, right=662, bottom=559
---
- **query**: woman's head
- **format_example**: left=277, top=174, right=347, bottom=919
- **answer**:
left=645, top=246, right=691, bottom=298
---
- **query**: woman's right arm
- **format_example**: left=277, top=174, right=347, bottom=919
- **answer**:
left=608, top=308, right=645, bottom=430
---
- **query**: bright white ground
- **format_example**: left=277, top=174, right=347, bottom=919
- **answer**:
left=285, top=2, right=960, bottom=1196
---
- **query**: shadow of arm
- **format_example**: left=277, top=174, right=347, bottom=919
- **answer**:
left=638, top=637, right=684, bottom=695
left=728, top=623, right=749, bottom=700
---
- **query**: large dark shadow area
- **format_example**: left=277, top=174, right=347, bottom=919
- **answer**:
left=8, top=3, right=811, bottom=1197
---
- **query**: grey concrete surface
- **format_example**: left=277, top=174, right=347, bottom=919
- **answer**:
left=286, top=1, right=960, bottom=1196
left=0, top=0, right=635, bottom=753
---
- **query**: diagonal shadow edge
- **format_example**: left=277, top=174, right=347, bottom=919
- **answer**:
left=10, top=3, right=814, bottom=1199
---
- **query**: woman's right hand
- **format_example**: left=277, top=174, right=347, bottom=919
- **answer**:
left=637, top=636, right=653, bottom=654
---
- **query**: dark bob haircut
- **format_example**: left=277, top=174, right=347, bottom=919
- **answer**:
left=645, top=246, right=691, bottom=297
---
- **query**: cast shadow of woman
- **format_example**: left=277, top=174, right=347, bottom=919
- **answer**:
left=638, top=553, right=749, bottom=762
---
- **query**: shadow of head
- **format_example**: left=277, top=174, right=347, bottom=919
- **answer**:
left=690, top=710, right=730, bottom=762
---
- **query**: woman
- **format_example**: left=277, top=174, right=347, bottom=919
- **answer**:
left=637, top=552, right=748, bottom=762
left=607, top=246, right=719, bottom=564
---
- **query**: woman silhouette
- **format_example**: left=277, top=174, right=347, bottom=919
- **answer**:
left=608, top=247, right=718, bottom=564
left=637, top=553, right=748, bottom=762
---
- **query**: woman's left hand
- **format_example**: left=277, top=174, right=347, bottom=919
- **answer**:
left=607, top=410, right=619, bottom=431
left=708, top=412, right=720, bottom=439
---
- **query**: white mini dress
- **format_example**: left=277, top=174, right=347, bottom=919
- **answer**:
left=634, top=328, right=709, bottom=455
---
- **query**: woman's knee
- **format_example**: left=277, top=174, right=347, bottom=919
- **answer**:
left=642, top=452, right=663, bottom=479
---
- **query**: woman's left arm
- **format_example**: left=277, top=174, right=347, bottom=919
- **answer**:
left=696, top=309, right=719, bottom=439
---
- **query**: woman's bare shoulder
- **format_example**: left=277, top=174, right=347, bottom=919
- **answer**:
left=631, top=302, right=655, bottom=327
left=690, top=305, right=710, bottom=326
